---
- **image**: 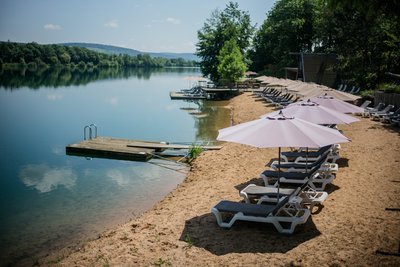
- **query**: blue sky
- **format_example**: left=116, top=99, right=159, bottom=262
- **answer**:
left=0, top=0, right=276, bottom=53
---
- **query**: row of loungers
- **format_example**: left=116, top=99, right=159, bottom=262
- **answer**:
left=336, top=84, right=360, bottom=95
left=211, top=144, right=341, bottom=234
left=361, top=101, right=400, bottom=126
left=252, top=87, right=300, bottom=108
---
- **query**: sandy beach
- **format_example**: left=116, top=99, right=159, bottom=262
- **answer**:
left=42, top=92, right=400, bottom=266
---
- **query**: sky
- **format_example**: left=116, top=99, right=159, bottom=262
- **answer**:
left=0, top=0, right=276, bottom=53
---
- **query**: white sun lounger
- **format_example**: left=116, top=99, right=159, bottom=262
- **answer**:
left=362, top=102, right=385, bottom=117
left=211, top=188, right=310, bottom=234
left=270, top=151, right=339, bottom=173
left=260, top=166, right=335, bottom=191
left=240, top=183, right=328, bottom=210
left=280, top=144, right=340, bottom=163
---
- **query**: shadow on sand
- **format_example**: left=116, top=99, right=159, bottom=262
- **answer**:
left=180, top=213, right=320, bottom=255
left=336, top=158, right=349, bottom=168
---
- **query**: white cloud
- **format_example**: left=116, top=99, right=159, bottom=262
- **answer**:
left=19, top=164, right=77, bottom=193
left=166, top=17, right=181, bottom=25
left=44, top=24, right=61, bottom=30
left=47, top=93, right=63, bottom=101
left=106, top=96, right=119, bottom=106
left=51, top=146, right=64, bottom=155
left=104, top=20, right=119, bottom=28
left=107, top=169, right=131, bottom=186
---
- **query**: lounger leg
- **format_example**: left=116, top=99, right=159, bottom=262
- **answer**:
left=211, top=208, right=237, bottom=228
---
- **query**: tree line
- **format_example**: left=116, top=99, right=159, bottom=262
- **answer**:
left=0, top=66, right=199, bottom=90
left=0, top=41, right=198, bottom=70
left=196, top=0, right=400, bottom=91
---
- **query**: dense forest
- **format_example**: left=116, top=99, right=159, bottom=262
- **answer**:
left=0, top=66, right=199, bottom=90
left=0, top=41, right=198, bottom=70
left=196, top=0, right=400, bottom=91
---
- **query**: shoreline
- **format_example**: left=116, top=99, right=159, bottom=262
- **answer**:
left=41, top=92, right=400, bottom=266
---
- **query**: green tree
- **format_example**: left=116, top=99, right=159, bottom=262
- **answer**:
left=59, top=52, right=71, bottom=64
left=249, top=0, right=316, bottom=76
left=217, top=39, right=246, bottom=86
left=316, top=0, right=400, bottom=88
left=249, top=0, right=399, bottom=89
left=0, top=41, right=198, bottom=69
left=196, top=1, right=254, bottom=84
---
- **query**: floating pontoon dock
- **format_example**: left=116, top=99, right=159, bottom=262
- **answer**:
left=66, top=136, right=222, bottom=162
left=170, top=87, right=241, bottom=100
left=169, top=91, right=207, bottom=100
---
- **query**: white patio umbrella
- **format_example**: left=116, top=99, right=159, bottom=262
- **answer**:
left=217, top=111, right=350, bottom=199
left=304, top=94, right=364, bottom=114
left=262, top=100, right=359, bottom=125
left=183, top=76, right=208, bottom=89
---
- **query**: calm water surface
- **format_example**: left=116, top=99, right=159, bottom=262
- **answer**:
left=0, top=67, right=230, bottom=265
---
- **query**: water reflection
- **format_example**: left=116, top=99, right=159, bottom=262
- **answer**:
left=0, top=66, right=200, bottom=89
left=0, top=67, right=228, bottom=266
left=19, top=164, right=77, bottom=193
left=47, top=92, right=64, bottom=100
left=177, top=100, right=231, bottom=141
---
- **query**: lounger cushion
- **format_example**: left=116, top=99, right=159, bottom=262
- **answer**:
left=213, top=201, right=277, bottom=216
left=273, top=153, right=329, bottom=169
left=281, top=145, right=331, bottom=158
left=261, top=165, right=319, bottom=179
left=243, top=186, right=294, bottom=196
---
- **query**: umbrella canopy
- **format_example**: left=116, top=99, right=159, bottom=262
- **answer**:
left=254, top=76, right=360, bottom=102
left=297, top=86, right=360, bottom=102
left=183, top=75, right=208, bottom=81
left=218, top=111, right=350, bottom=148
left=218, top=111, right=350, bottom=200
left=245, top=71, right=258, bottom=76
left=304, top=94, right=364, bottom=114
left=261, top=100, right=359, bottom=125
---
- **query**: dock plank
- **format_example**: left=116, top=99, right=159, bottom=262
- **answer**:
left=126, top=141, right=222, bottom=151
left=66, top=137, right=222, bottom=162
left=66, top=137, right=155, bottom=161
left=169, top=91, right=206, bottom=100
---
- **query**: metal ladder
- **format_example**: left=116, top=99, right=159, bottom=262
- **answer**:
left=84, top=124, right=98, bottom=140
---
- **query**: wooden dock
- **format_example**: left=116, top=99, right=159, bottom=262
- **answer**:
left=169, top=91, right=207, bottom=100
left=126, top=141, right=222, bottom=151
left=66, top=137, right=222, bottom=162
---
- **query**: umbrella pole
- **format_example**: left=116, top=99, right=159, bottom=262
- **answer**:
left=277, top=147, right=281, bottom=204
left=306, top=147, right=308, bottom=173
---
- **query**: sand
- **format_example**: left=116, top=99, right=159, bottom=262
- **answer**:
left=42, top=92, right=400, bottom=266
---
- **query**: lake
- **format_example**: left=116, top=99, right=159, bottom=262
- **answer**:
left=0, top=67, right=231, bottom=266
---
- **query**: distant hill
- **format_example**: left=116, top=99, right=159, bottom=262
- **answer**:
left=61, top=42, right=199, bottom=62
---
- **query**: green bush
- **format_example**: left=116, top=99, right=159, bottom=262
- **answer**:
left=377, top=83, right=400, bottom=94
left=360, top=89, right=375, bottom=98
left=187, top=144, right=203, bottom=161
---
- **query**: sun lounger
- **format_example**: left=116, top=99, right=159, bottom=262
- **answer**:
left=270, top=152, right=338, bottom=173
left=362, top=102, right=385, bottom=117
left=380, top=108, right=400, bottom=123
left=275, top=96, right=300, bottom=109
left=371, top=105, right=394, bottom=120
left=359, top=100, right=372, bottom=109
left=267, top=93, right=292, bottom=105
left=260, top=165, right=335, bottom=190
left=262, top=91, right=283, bottom=102
left=240, top=183, right=328, bottom=210
left=252, top=87, right=271, bottom=97
left=211, top=187, right=310, bottom=234
left=355, top=100, right=372, bottom=115
left=279, top=145, right=340, bottom=163
left=351, top=87, right=360, bottom=94
left=391, top=117, right=400, bottom=127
